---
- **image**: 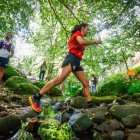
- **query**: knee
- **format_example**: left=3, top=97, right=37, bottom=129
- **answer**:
left=82, top=80, right=89, bottom=88
left=53, top=78, right=63, bottom=85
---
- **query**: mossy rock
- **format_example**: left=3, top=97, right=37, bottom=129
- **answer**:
left=3, top=66, right=26, bottom=81
left=13, top=83, right=39, bottom=95
left=48, top=87, right=62, bottom=96
left=33, top=81, right=45, bottom=88
left=71, top=96, right=87, bottom=108
left=5, top=76, right=29, bottom=89
left=110, top=105, right=140, bottom=120
left=92, top=96, right=119, bottom=105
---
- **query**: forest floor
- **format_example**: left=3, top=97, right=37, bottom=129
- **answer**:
left=1, top=81, right=140, bottom=140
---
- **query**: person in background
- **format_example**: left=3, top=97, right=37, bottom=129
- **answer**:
left=0, top=33, right=15, bottom=80
left=39, top=61, right=47, bottom=80
left=90, top=74, right=97, bottom=93
left=29, top=23, right=102, bottom=112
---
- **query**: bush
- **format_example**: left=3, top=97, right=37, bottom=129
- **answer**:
left=128, top=80, right=140, bottom=95
left=97, top=74, right=128, bottom=96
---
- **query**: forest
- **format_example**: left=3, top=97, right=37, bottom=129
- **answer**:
left=0, top=0, right=140, bottom=140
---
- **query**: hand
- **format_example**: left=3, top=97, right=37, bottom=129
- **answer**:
left=95, top=40, right=102, bottom=44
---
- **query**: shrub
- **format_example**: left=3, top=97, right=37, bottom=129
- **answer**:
left=128, top=80, right=140, bottom=95
left=97, top=74, right=128, bottom=96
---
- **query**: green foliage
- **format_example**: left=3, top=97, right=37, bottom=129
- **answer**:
left=134, top=66, right=140, bottom=77
left=65, top=85, right=82, bottom=97
left=128, top=80, right=140, bottom=95
left=5, top=76, right=29, bottom=89
left=39, top=123, right=74, bottom=140
left=39, top=106, right=74, bottom=140
left=97, top=74, right=128, bottom=96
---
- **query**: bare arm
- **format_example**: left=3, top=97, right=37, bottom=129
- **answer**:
left=76, top=36, right=102, bottom=46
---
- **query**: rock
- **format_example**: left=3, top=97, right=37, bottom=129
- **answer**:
left=3, top=97, right=11, bottom=103
left=131, top=125, right=140, bottom=134
left=48, top=87, right=62, bottom=96
left=93, top=96, right=120, bottom=105
left=102, top=133, right=111, bottom=140
left=0, top=115, right=21, bottom=135
left=97, top=119, right=122, bottom=133
left=110, top=105, right=140, bottom=120
left=121, top=95, right=131, bottom=100
left=111, top=130, right=125, bottom=140
left=13, top=83, right=39, bottom=95
left=68, top=113, right=92, bottom=132
left=5, top=76, right=29, bottom=89
left=52, top=102, right=64, bottom=111
left=92, top=112, right=106, bottom=124
left=92, top=131, right=102, bottom=140
left=70, top=96, right=87, bottom=108
left=40, top=98, right=52, bottom=106
left=3, top=66, right=26, bottom=81
left=128, top=133, right=140, bottom=140
left=122, top=114, right=140, bottom=128
left=100, top=103, right=107, bottom=107
left=53, top=112, right=71, bottom=123
left=88, top=107, right=109, bottom=114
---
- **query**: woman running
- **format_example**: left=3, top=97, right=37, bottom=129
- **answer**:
left=29, top=23, right=102, bottom=112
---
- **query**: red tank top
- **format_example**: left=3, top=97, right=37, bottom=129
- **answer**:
left=68, top=31, right=85, bottom=60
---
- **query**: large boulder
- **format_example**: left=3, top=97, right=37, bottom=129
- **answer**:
left=122, top=114, right=140, bottom=128
left=110, top=105, right=140, bottom=120
left=92, top=112, right=107, bottom=124
left=5, top=76, right=29, bottom=89
left=3, top=66, right=26, bottom=81
left=13, top=83, right=39, bottom=95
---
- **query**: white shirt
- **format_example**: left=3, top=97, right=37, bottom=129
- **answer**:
left=0, top=40, right=15, bottom=58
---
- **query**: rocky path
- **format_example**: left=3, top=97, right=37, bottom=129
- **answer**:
left=1, top=80, right=140, bottom=140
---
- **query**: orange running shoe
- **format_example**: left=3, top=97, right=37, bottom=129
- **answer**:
left=28, top=96, right=42, bottom=112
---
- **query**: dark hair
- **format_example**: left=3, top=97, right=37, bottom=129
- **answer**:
left=71, top=23, right=88, bottom=35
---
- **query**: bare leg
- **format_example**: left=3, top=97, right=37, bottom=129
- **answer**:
left=40, top=64, right=72, bottom=95
left=0, top=67, right=4, bottom=80
left=74, top=71, right=92, bottom=102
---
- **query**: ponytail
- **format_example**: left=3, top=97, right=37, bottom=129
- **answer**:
left=71, top=23, right=88, bottom=36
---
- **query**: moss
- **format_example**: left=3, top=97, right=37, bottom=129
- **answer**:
left=13, top=83, right=39, bottom=95
left=3, top=66, right=26, bottom=81
left=48, top=87, right=62, bottom=96
left=5, top=76, right=29, bottom=89
left=33, top=81, right=45, bottom=88
left=92, top=96, right=119, bottom=105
